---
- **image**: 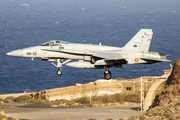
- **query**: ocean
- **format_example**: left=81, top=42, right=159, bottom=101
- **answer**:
left=0, top=0, right=180, bottom=94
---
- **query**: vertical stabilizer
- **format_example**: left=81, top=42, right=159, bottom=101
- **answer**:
left=122, top=29, right=153, bottom=53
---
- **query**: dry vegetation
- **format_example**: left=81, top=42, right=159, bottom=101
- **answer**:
left=0, top=92, right=140, bottom=107
left=0, top=92, right=140, bottom=120
left=0, top=110, right=16, bottom=120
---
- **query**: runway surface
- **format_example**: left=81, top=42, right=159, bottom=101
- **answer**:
left=0, top=102, right=143, bottom=120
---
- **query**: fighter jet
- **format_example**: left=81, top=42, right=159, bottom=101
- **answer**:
left=6, top=29, right=170, bottom=80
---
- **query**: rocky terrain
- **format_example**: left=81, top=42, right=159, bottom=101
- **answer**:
left=29, top=77, right=156, bottom=101
left=150, top=59, right=180, bottom=108
left=120, top=96, right=180, bottom=120
left=30, top=80, right=123, bottom=101
left=120, top=59, right=180, bottom=120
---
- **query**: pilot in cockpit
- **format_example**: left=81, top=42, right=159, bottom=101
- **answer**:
left=52, top=41, right=60, bottom=46
left=56, top=41, right=60, bottom=43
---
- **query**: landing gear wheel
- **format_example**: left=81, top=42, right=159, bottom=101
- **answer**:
left=104, top=70, right=111, bottom=80
left=57, top=68, right=62, bottom=76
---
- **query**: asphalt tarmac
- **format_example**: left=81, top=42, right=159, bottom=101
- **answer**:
left=0, top=102, right=143, bottom=120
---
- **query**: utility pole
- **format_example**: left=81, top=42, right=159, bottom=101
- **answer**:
left=90, top=96, right=91, bottom=105
left=140, top=77, right=144, bottom=111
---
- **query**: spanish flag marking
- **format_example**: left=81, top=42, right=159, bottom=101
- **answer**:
left=135, top=58, right=139, bottom=62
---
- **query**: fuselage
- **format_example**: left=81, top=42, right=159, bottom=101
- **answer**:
left=7, top=42, right=123, bottom=61
left=7, top=41, right=167, bottom=65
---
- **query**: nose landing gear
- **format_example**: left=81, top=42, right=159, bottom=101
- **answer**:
left=57, top=68, right=62, bottom=75
left=52, top=59, right=71, bottom=76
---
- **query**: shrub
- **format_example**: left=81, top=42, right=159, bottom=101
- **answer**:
left=75, top=96, right=90, bottom=104
left=144, top=90, right=148, bottom=98
left=139, top=115, right=145, bottom=120
left=112, top=93, right=124, bottom=103
left=35, top=100, right=44, bottom=104
left=7, top=117, right=14, bottom=120
left=70, top=93, right=140, bottom=105
left=4, top=96, right=16, bottom=102
left=0, top=98, right=4, bottom=101
left=91, top=95, right=102, bottom=104
left=9, top=92, right=141, bottom=107
left=0, top=110, right=16, bottom=120
left=102, top=94, right=110, bottom=103
left=14, top=95, right=32, bottom=103
left=123, top=93, right=140, bottom=103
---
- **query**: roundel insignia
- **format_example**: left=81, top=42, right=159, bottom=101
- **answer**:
left=135, top=58, right=139, bottom=62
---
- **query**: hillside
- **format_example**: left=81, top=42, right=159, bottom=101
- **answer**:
left=120, top=59, right=180, bottom=120
left=150, top=59, right=180, bottom=108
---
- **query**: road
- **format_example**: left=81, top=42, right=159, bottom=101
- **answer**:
left=0, top=102, right=143, bottom=120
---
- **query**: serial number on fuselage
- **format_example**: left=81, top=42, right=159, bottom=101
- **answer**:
left=27, top=52, right=37, bottom=55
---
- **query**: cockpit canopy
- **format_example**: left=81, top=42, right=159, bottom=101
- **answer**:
left=41, top=40, right=69, bottom=46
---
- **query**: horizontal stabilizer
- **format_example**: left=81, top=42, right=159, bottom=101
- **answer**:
left=141, top=57, right=171, bottom=62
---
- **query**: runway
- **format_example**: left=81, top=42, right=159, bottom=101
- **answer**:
left=0, top=102, right=143, bottom=120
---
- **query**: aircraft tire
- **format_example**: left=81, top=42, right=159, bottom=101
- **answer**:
left=57, top=69, right=62, bottom=76
left=104, top=71, right=111, bottom=80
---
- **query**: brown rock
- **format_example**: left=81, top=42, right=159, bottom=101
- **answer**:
left=30, top=80, right=123, bottom=101
left=150, top=59, right=180, bottom=108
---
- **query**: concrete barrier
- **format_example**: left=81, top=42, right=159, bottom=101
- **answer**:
left=143, top=78, right=167, bottom=111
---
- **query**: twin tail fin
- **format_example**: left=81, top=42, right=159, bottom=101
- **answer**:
left=122, top=29, right=153, bottom=53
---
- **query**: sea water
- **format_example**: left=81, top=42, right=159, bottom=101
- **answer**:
left=0, top=0, right=180, bottom=94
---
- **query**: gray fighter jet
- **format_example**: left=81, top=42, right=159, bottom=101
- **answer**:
left=6, top=29, right=170, bottom=80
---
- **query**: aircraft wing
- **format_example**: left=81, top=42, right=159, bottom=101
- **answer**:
left=140, top=57, right=171, bottom=62
left=93, top=53, right=126, bottom=65
left=42, top=49, right=125, bottom=61
left=93, top=53, right=124, bottom=60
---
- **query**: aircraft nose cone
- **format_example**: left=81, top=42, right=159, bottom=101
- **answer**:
left=6, top=49, right=23, bottom=57
left=6, top=52, right=11, bottom=56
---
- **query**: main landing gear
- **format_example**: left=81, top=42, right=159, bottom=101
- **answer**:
left=52, top=59, right=71, bottom=76
left=104, top=66, right=112, bottom=80
left=52, top=59, right=112, bottom=80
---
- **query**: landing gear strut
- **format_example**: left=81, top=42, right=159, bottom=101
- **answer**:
left=104, top=66, right=112, bottom=80
left=52, top=59, right=71, bottom=76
